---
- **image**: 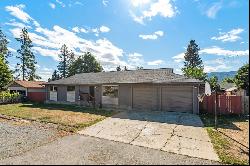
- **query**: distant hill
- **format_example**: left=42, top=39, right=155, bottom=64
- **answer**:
left=207, top=71, right=237, bottom=82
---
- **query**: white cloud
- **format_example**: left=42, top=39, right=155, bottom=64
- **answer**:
left=203, top=58, right=230, bottom=73
left=128, top=53, right=145, bottom=67
left=6, top=8, right=163, bottom=71
left=200, top=46, right=249, bottom=57
left=9, top=27, right=22, bottom=38
left=5, top=4, right=40, bottom=27
left=139, top=30, right=164, bottom=40
left=37, top=67, right=54, bottom=81
left=154, top=30, right=164, bottom=36
left=55, top=0, right=66, bottom=7
left=99, top=26, right=110, bottom=33
left=102, top=0, right=109, bottom=7
left=5, top=4, right=32, bottom=23
left=7, top=47, right=16, bottom=53
left=129, top=11, right=145, bottom=25
left=211, top=28, right=244, bottom=42
left=49, top=3, right=56, bottom=9
left=130, top=0, right=177, bottom=24
left=74, top=1, right=84, bottom=6
left=206, top=2, right=222, bottom=19
left=172, top=52, right=185, bottom=62
left=147, top=60, right=164, bottom=65
left=72, top=27, right=80, bottom=33
left=131, top=0, right=150, bottom=7
left=139, top=34, right=158, bottom=40
left=72, top=26, right=88, bottom=33
left=5, top=21, right=31, bottom=29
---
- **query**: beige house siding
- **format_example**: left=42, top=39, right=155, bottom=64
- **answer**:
left=95, top=85, right=102, bottom=107
left=57, top=86, right=67, bottom=102
left=118, top=85, right=132, bottom=109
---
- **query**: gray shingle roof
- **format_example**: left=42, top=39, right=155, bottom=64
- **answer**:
left=45, top=68, right=203, bottom=85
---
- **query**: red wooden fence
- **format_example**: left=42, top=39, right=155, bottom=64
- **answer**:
left=201, top=94, right=242, bottom=115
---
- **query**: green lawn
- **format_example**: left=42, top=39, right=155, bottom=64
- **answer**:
left=0, top=102, right=116, bottom=132
left=200, top=114, right=249, bottom=165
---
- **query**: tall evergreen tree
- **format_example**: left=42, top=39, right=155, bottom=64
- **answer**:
left=0, top=57, right=12, bottom=90
left=15, top=27, right=40, bottom=81
left=57, top=44, right=71, bottom=78
left=50, top=70, right=60, bottom=81
left=0, top=28, right=11, bottom=63
left=182, top=40, right=206, bottom=81
left=0, top=28, right=12, bottom=89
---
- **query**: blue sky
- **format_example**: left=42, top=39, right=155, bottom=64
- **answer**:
left=0, top=0, right=249, bottom=81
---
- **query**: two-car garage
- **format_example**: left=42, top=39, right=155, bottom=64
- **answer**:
left=119, top=84, right=197, bottom=114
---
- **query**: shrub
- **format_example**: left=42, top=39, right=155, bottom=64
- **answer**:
left=0, top=91, right=21, bottom=104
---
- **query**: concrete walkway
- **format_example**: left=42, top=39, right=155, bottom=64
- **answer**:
left=79, top=111, right=219, bottom=161
left=0, top=135, right=220, bottom=165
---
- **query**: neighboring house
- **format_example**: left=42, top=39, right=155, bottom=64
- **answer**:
left=6, top=80, right=46, bottom=102
left=220, top=82, right=246, bottom=96
left=45, top=68, right=204, bottom=114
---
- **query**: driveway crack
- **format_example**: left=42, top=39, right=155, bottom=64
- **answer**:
left=161, top=114, right=182, bottom=151
left=129, top=122, right=148, bottom=144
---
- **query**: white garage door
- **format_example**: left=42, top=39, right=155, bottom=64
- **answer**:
left=161, top=86, right=193, bottom=113
left=133, top=86, right=153, bottom=110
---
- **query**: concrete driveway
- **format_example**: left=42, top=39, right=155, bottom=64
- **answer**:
left=79, top=111, right=219, bottom=161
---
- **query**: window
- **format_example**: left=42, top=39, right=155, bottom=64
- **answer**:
left=67, top=86, right=75, bottom=91
left=50, top=86, right=57, bottom=92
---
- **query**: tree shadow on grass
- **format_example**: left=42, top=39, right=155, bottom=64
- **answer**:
left=19, top=102, right=116, bottom=117
left=200, top=113, right=249, bottom=130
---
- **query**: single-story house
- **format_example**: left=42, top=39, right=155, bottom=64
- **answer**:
left=45, top=68, right=204, bottom=114
left=6, top=80, right=46, bottom=102
left=220, top=82, right=247, bottom=96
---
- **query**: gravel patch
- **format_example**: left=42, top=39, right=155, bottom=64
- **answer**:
left=0, top=118, right=66, bottom=160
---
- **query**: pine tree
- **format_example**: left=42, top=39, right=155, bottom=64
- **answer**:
left=57, top=44, right=71, bottom=78
left=15, top=27, right=40, bottom=81
left=182, top=40, right=206, bottom=81
left=0, top=28, right=11, bottom=63
left=0, top=56, right=12, bottom=90
left=51, top=70, right=60, bottom=81
left=67, top=51, right=76, bottom=77
left=183, top=40, right=203, bottom=68
left=0, top=28, right=12, bottom=89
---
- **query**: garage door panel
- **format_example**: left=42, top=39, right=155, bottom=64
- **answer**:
left=133, top=87, right=153, bottom=110
left=162, top=86, right=193, bottom=113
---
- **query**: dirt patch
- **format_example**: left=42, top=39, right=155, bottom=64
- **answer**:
left=218, top=120, right=249, bottom=162
left=201, top=114, right=249, bottom=165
